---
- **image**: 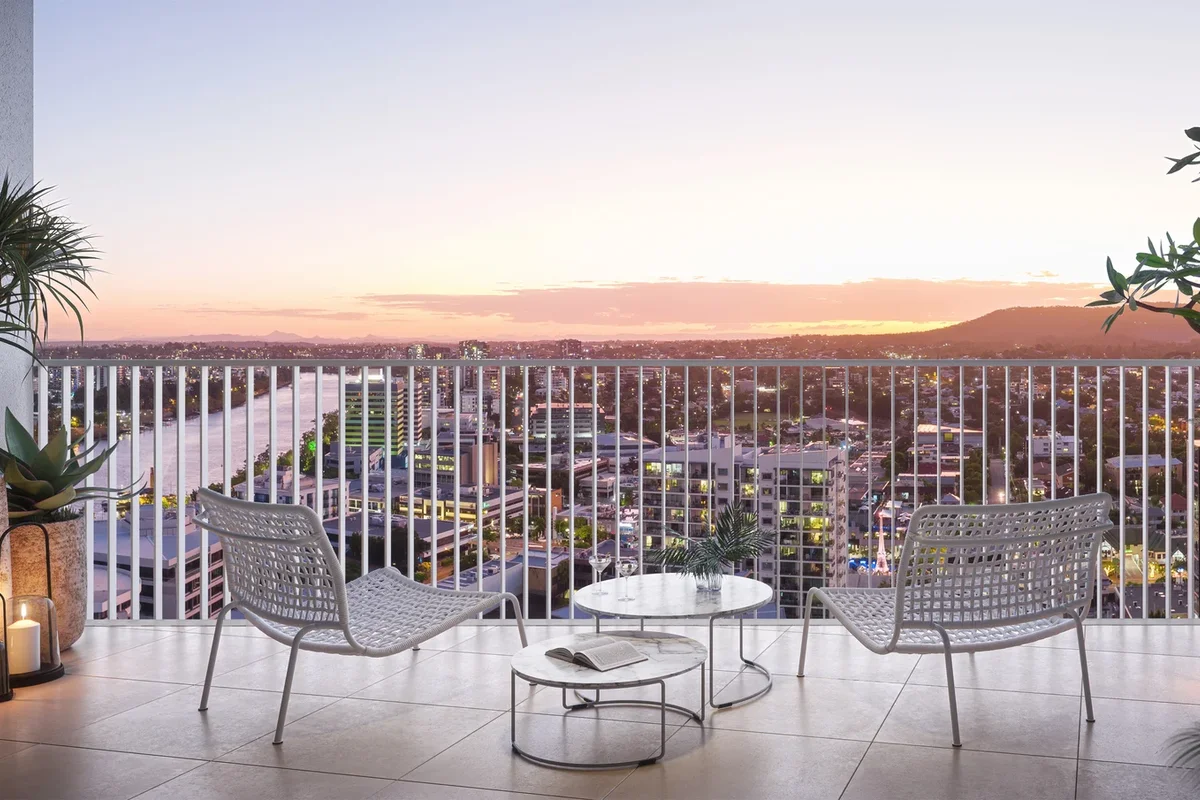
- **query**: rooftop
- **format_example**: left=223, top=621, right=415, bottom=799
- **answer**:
left=1, top=621, right=1195, bottom=799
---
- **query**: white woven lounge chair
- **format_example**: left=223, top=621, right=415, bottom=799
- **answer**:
left=798, top=493, right=1111, bottom=747
left=193, top=488, right=527, bottom=744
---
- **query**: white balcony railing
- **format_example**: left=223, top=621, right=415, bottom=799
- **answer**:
left=32, top=358, right=1200, bottom=623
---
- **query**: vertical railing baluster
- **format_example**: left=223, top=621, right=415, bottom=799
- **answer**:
left=684, top=366, right=689, bottom=547
left=1074, top=366, right=1080, bottom=499
left=222, top=366, right=231, bottom=499
left=522, top=366, right=529, bottom=614
left=660, top=364, right=666, bottom=566
left=753, top=365, right=760, bottom=589
left=131, top=368, right=142, bottom=617
left=866, top=366, right=872, bottom=588
left=1119, top=366, right=1126, bottom=619
left=429, top=366, right=438, bottom=585
left=176, top=366, right=186, bottom=620
left=106, top=367, right=118, bottom=619
left=1165, top=366, right=1172, bottom=619
left=1027, top=366, right=1034, bottom=501
left=361, top=366, right=369, bottom=575
left=1004, top=366, right=1010, bottom=503
left=637, top=366, right=644, bottom=576
left=912, top=367, right=918, bottom=508
left=315, top=366, right=324, bottom=523
left=958, top=366, right=964, bottom=502
left=1189, top=365, right=1196, bottom=619
left=84, top=367, right=94, bottom=621
left=1142, top=366, right=1149, bottom=619
left=268, top=366, right=278, bottom=505
left=405, top=365, right=415, bottom=580
left=246, top=366, right=255, bottom=509
left=476, top=367, right=484, bottom=593
left=568, top=366, right=575, bottom=616
left=453, top=365, right=461, bottom=590
left=338, top=366, right=347, bottom=572
left=199, top=365, right=209, bottom=619
left=384, top=366, right=393, bottom=567
left=499, top=366, right=507, bottom=616
left=935, top=365, right=941, bottom=505
left=544, top=367, right=552, bottom=620
left=36, top=365, right=48, bottom=445
left=153, top=366, right=163, bottom=619
left=1096, top=366, right=1104, bottom=616
left=982, top=366, right=988, bottom=504
left=292, top=365, right=301, bottom=507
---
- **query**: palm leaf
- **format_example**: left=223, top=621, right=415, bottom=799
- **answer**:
left=1166, top=723, right=1200, bottom=786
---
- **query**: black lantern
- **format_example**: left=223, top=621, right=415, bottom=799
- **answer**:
left=1, top=522, right=65, bottom=702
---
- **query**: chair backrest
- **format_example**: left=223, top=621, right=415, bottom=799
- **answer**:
left=893, top=493, right=1112, bottom=635
left=194, top=488, right=350, bottom=631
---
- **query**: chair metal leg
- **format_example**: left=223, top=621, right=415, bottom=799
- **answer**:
left=935, top=626, right=962, bottom=747
left=274, top=626, right=318, bottom=745
left=797, top=590, right=818, bottom=677
left=503, top=592, right=528, bottom=647
left=1069, top=611, right=1095, bottom=723
left=198, top=602, right=236, bottom=712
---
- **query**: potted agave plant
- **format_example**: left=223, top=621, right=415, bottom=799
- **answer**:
left=0, top=410, right=137, bottom=649
left=650, top=505, right=773, bottom=592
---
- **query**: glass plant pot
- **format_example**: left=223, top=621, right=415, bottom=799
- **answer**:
left=693, top=570, right=725, bottom=593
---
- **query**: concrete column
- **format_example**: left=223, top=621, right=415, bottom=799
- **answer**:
left=0, top=0, right=35, bottom=429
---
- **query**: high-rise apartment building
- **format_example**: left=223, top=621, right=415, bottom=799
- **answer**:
left=344, top=377, right=428, bottom=455
left=640, top=442, right=847, bottom=618
left=459, top=340, right=489, bottom=359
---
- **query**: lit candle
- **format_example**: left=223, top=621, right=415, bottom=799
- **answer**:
left=8, top=603, right=41, bottom=675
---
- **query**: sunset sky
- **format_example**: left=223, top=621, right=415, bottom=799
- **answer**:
left=33, top=1, right=1199, bottom=341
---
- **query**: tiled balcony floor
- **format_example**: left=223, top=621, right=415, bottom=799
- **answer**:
left=1, top=621, right=1198, bottom=799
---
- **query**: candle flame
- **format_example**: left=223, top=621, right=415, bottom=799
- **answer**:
left=20, top=602, right=27, bottom=621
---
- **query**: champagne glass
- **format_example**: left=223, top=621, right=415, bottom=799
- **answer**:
left=617, top=558, right=638, bottom=602
left=588, top=552, right=612, bottom=595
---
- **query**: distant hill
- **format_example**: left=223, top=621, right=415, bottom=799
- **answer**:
left=883, top=306, right=1195, bottom=347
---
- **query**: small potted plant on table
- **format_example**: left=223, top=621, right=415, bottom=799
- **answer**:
left=650, top=505, right=773, bottom=592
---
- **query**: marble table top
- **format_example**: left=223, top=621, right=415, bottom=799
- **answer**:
left=574, top=572, right=773, bottom=619
left=511, top=630, right=708, bottom=689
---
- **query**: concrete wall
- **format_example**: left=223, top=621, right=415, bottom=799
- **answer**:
left=0, top=0, right=35, bottom=428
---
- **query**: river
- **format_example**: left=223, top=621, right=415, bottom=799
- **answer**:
left=107, top=373, right=343, bottom=495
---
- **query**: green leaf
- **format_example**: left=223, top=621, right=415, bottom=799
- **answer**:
left=1186, top=128, right=1200, bottom=143
left=4, top=459, right=53, bottom=499
left=1193, top=217, right=1200, bottom=245
left=32, top=485, right=76, bottom=511
left=1177, top=280, right=1194, bottom=296
left=1106, top=257, right=1128, bottom=295
left=1166, top=150, right=1200, bottom=175
left=3, top=408, right=55, bottom=474
left=43, top=427, right=70, bottom=471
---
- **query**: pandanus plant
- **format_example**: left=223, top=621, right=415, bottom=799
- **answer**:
left=0, top=409, right=137, bottom=522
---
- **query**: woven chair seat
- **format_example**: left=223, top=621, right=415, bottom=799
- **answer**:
left=244, top=567, right=505, bottom=657
left=813, top=587, right=1076, bottom=655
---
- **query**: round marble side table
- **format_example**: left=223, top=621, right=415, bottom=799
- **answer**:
left=574, top=573, right=775, bottom=710
left=510, top=630, right=707, bottom=769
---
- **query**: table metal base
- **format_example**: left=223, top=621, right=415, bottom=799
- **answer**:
left=511, top=673, right=675, bottom=769
left=591, top=613, right=773, bottom=711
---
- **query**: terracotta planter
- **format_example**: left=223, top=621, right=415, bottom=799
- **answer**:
left=0, top=515, right=87, bottom=650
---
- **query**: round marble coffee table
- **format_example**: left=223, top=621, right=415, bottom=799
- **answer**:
left=510, top=630, right=707, bottom=769
left=574, top=573, right=774, bottom=710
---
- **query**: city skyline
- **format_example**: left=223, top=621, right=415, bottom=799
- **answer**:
left=33, top=1, right=1197, bottom=340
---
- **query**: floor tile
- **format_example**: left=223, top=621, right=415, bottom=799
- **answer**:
left=1035, top=624, right=1200, bottom=658
left=758, top=630, right=920, bottom=683
left=356, top=650, right=541, bottom=711
left=875, top=683, right=1082, bottom=758
left=137, top=761, right=391, bottom=800
left=0, top=740, right=35, bottom=759
left=709, top=674, right=901, bottom=740
left=841, top=742, right=1077, bottom=800
left=74, top=630, right=285, bottom=684
left=608, top=726, right=867, bottom=800
left=405, top=713, right=665, bottom=800
left=1085, top=649, right=1200, bottom=705
left=62, top=626, right=179, bottom=666
left=0, top=674, right=184, bottom=744
left=221, top=698, right=498, bottom=780
left=373, top=782, right=553, bottom=799
left=906, top=645, right=1084, bottom=696
left=212, top=647, right=433, bottom=698
left=55, top=685, right=334, bottom=760
left=0, top=743, right=199, bottom=800
left=417, top=624, right=495, bottom=650
left=1075, top=758, right=1198, bottom=800
left=1078, top=697, right=1200, bottom=767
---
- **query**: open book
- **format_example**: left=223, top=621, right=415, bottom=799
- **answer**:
left=546, top=636, right=649, bottom=672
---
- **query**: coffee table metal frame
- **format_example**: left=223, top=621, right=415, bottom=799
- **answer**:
left=510, top=630, right=706, bottom=770
left=574, top=573, right=774, bottom=710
